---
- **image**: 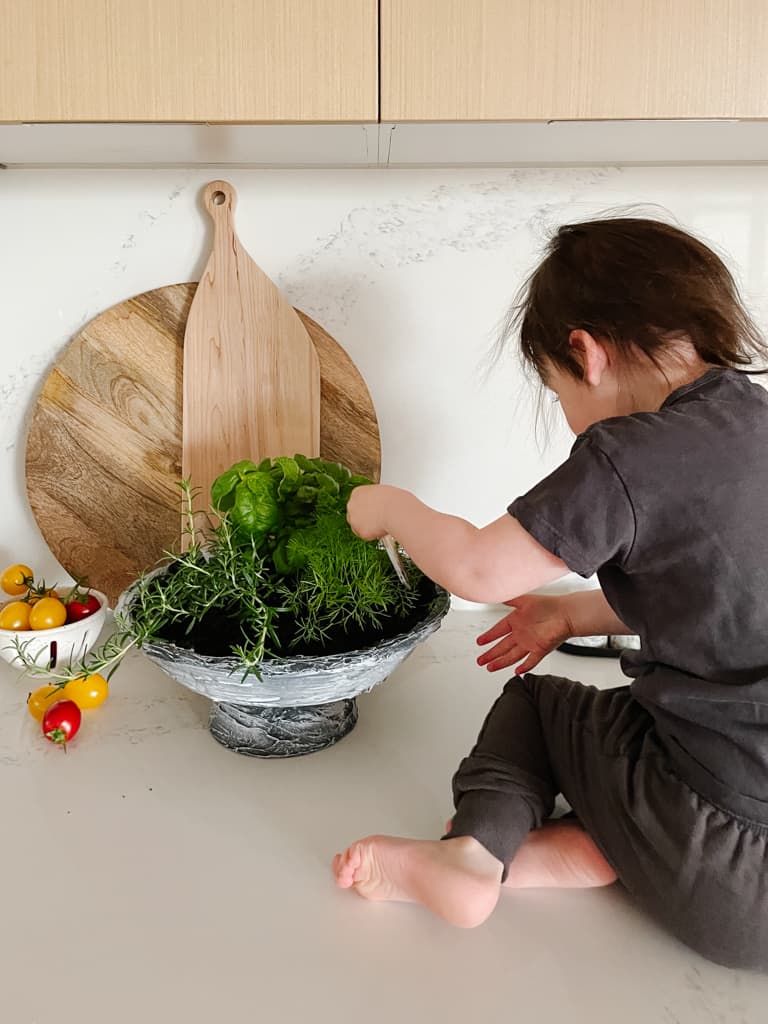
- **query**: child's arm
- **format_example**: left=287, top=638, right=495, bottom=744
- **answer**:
left=347, top=484, right=568, bottom=602
left=559, top=588, right=633, bottom=637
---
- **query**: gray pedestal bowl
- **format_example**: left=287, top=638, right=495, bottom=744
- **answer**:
left=115, top=577, right=450, bottom=758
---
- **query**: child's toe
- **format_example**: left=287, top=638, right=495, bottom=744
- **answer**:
left=333, top=845, right=359, bottom=888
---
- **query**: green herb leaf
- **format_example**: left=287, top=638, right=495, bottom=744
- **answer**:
left=295, top=484, right=319, bottom=502
left=211, top=460, right=260, bottom=511
left=320, top=462, right=351, bottom=485
left=294, top=454, right=316, bottom=473
left=273, top=456, right=301, bottom=499
left=272, top=536, right=307, bottom=575
left=231, top=473, right=280, bottom=537
left=315, top=472, right=340, bottom=496
left=211, top=468, right=240, bottom=511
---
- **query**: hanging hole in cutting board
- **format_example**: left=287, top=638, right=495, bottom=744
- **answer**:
left=211, top=191, right=226, bottom=205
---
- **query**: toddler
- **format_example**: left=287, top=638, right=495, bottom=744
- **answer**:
left=333, top=217, right=768, bottom=971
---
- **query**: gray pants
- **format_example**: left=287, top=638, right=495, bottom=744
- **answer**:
left=448, top=674, right=768, bottom=970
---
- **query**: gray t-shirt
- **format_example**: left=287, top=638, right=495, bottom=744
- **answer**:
left=510, top=368, right=768, bottom=809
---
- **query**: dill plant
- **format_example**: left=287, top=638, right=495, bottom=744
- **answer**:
left=276, top=512, right=420, bottom=647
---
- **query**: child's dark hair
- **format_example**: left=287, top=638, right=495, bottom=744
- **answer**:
left=507, top=217, right=767, bottom=380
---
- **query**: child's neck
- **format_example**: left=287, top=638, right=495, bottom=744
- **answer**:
left=622, top=352, right=714, bottom=416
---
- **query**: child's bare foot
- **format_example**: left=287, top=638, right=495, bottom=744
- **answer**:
left=443, top=818, right=616, bottom=889
left=504, top=821, right=617, bottom=889
left=332, top=835, right=502, bottom=928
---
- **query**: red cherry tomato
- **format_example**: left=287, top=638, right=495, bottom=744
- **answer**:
left=42, top=700, right=82, bottom=748
left=65, top=593, right=101, bottom=623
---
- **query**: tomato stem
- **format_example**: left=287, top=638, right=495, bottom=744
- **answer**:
left=45, top=727, right=68, bottom=749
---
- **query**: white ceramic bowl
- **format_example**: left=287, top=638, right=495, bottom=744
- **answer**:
left=0, top=589, right=108, bottom=669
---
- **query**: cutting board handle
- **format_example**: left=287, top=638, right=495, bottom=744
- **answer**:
left=203, top=179, right=238, bottom=226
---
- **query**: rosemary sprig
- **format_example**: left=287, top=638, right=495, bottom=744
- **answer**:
left=10, top=621, right=139, bottom=685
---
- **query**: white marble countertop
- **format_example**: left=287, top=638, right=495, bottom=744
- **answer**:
left=1, top=607, right=766, bottom=1024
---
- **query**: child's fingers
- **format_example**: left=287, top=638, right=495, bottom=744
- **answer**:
left=485, top=652, right=527, bottom=672
left=514, top=650, right=546, bottom=675
left=477, top=635, right=521, bottom=665
left=480, top=645, right=529, bottom=672
left=476, top=613, right=517, bottom=645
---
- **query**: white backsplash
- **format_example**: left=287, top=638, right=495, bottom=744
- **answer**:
left=2, top=166, right=767, bottom=591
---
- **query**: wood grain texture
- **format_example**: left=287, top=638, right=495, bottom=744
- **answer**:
left=182, top=181, right=320, bottom=511
left=381, top=0, right=768, bottom=121
left=25, top=283, right=381, bottom=605
left=0, top=0, right=377, bottom=123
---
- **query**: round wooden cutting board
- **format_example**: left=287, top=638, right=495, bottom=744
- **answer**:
left=25, top=282, right=381, bottom=605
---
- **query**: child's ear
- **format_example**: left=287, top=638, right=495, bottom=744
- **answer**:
left=568, top=329, right=609, bottom=387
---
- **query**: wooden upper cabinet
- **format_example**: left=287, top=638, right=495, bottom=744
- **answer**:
left=0, top=0, right=378, bottom=123
left=381, top=0, right=768, bottom=122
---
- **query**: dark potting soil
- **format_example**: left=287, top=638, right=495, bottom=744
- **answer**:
left=156, top=575, right=440, bottom=659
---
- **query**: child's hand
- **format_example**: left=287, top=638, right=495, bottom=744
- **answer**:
left=476, top=594, right=571, bottom=674
left=346, top=484, right=390, bottom=541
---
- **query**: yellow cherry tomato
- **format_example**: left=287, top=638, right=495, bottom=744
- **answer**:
left=64, top=673, right=109, bottom=710
left=1, top=564, right=33, bottom=596
left=28, top=596, right=67, bottom=631
left=27, top=684, right=67, bottom=721
left=0, top=600, right=32, bottom=631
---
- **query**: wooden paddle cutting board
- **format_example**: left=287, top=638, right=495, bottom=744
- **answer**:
left=183, top=180, right=321, bottom=506
left=25, top=283, right=381, bottom=605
